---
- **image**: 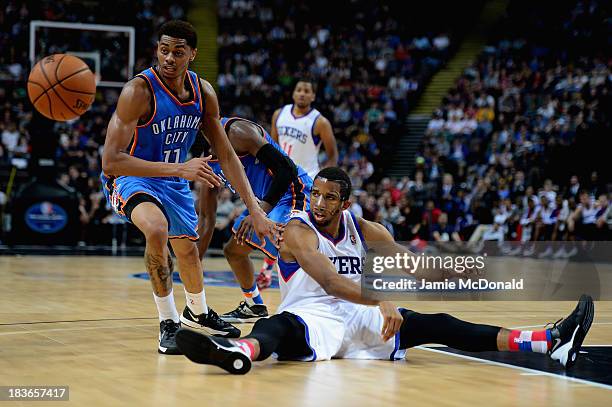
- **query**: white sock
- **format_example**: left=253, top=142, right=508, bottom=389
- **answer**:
left=153, top=290, right=180, bottom=323
left=185, top=288, right=208, bottom=315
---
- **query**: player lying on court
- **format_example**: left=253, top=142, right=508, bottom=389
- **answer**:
left=101, top=20, right=280, bottom=354
left=198, top=116, right=313, bottom=323
left=176, top=167, right=594, bottom=374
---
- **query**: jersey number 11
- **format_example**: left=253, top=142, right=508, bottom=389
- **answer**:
left=163, top=148, right=181, bottom=163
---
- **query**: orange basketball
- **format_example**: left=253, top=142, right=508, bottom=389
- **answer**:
left=27, top=54, right=96, bottom=121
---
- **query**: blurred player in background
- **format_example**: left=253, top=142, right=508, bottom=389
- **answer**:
left=101, top=20, right=280, bottom=355
left=177, top=167, right=594, bottom=374
left=264, top=78, right=338, bottom=285
left=198, top=117, right=312, bottom=322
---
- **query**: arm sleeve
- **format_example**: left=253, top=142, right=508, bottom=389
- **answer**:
left=256, top=143, right=298, bottom=207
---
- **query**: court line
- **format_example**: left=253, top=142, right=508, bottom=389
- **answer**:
left=8, top=310, right=599, bottom=327
left=0, top=323, right=155, bottom=336
left=416, top=346, right=612, bottom=390
left=0, top=317, right=156, bottom=326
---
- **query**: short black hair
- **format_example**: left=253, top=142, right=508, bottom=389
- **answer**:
left=315, top=167, right=352, bottom=201
left=158, top=20, right=197, bottom=49
left=294, top=77, right=317, bottom=93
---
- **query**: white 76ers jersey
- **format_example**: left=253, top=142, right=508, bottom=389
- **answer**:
left=276, top=104, right=322, bottom=179
left=277, top=210, right=367, bottom=313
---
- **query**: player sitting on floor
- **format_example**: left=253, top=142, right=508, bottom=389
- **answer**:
left=180, top=167, right=594, bottom=374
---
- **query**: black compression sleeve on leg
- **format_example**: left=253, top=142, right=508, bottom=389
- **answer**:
left=399, top=310, right=500, bottom=352
left=245, top=312, right=310, bottom=361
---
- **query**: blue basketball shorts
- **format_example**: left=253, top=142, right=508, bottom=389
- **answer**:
left=101, top=173, right=198, bottom=240
left=232, top=176, right=312, bottom=260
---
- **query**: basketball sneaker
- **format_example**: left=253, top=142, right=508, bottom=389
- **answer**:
left=220, top=301, right=269, bottom=323
left=158, top=319, right=182, bottom=355
left=176, top=328, right=251, bottom=374
left=548, top=294, right=595, bottom=369
left=180, top=306, right=241, bottom=338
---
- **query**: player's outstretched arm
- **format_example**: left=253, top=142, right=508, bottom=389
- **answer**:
left=200, top=79, right=282, bottom=243
left=102, top=78, right=218, bottom=187
left=315, top=116, right=338, bottom=169
left=270, top=108, right=281, bottom=143
left=197, top=183, right=219, bottom=260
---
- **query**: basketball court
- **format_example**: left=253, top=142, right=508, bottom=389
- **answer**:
left=1, top=255, right=610, bottom=406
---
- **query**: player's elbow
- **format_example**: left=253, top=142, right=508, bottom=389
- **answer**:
left=101, top=151, right=121, bottom=176
left=101, top=155, right=115, bottom=176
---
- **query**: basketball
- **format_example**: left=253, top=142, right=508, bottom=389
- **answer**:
left=27, top=54, right=96, bottom=121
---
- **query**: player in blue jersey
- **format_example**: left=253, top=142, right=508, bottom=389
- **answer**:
left=197, top=117, right=312, bottom=322
left=101, top=21, right=281, bottom=355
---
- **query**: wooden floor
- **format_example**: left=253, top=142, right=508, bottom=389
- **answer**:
left=0, top=255, right=610, bottom=406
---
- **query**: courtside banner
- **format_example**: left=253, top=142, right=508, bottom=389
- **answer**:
left=361, top=241, right=612, bottom=300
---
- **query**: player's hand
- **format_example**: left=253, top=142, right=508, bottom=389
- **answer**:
left=251, top=209, right=284, bottom=248
left=379, top=301, right=403, bottom=342
left=179, top=156, right=222, bottom=188
left=234, top=215, right=255, bottom=246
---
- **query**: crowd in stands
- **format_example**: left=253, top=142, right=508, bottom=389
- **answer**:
left=216, top=0, right=472, bottom=187
left=359, top=0, right=611, bottom=252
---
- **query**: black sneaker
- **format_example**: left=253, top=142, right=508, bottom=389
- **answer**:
left=180, top=306, right=241, bottom=338
left=548, top=294, right=595, bottom=369
left=158, top=319, right=182, bottom=355
left=176, top=328, right=251, bottom=375
left=220, top=301, right=269, bottom=323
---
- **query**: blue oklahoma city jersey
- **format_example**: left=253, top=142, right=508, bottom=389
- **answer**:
left=209, top=117, right=309, bottom=199
left=130, top=67, right=203, bottom=170
left=100, top=67, right=205, bottom=241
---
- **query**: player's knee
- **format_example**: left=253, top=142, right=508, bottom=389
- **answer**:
left=173, top=241, right=198, bottom=259
left=223, top=241, right=240, bottom=258
left=427, top=313, right=456, bottom=328
left=143, top=224, right=168, bottom=247
left=252, top=316, right=269, bottom=331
